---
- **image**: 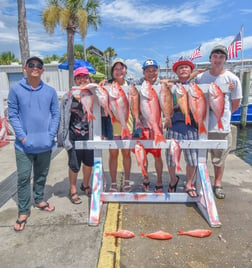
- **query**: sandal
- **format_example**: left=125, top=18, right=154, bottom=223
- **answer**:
left=34, top=202, right=55, bottom=212
left=168, top=175, right=180, bottom=193
left=123, top=180, right=132, bottom=192
left=142, top=181, right=150, bottom=192
left=213, top=186, right=225, bottom=199
left=186, top=188, right=198, bottom=198
left=109, top=182, right=118, bottom=192
left=80, top=184, right=92, bottom=196
left=14, top=215, right=29, bottom=232
left=154, top=185, right=163, bottom=193
left=69, top=191, right=82, bottom=204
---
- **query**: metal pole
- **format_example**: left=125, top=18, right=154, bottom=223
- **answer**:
left=240, top=71, right=250, bottom=128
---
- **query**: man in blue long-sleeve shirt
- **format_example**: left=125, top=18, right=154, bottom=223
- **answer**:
left=8, top=56, right=60, bottom=232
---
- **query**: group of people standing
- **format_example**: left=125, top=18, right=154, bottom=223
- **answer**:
left=7, top=44, right=242, bottom=232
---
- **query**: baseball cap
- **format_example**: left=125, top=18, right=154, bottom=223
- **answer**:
left=142, top=59, right=158, bottom=70
left=172, top=57, right=194, bottom=73
left=74, top=67, right=89, bottom=77
left=25, top=56, right=44, bottom=66
left=111, top=58, right=127, bottom=69
left=210, top=45, right=228, bottom=59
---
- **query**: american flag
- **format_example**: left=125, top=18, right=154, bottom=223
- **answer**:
left=228, top=27, right=243, bottom=59
left=189, top=45, right=202, bottom=61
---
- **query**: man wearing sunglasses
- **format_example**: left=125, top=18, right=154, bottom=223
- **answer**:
left=8, top=56, right=60, bottom=231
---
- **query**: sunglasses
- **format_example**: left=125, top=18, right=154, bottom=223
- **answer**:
left=27, top=62, right=43, bottom=70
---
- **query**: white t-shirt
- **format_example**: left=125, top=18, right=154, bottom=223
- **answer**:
left=196, top=70, right=242, bottom=133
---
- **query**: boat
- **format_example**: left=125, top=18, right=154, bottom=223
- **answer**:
left=231, top=103, right=252, bottom=124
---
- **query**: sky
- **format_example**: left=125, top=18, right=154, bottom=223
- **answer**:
left=1, top=0, right=252, bottom=78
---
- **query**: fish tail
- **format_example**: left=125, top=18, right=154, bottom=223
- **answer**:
left=155, top=133, right=166, bottom=145
left=141, top=167, right=148, bottom=177
left=140, top=233, right=146, bottom=237
left=178, top=230, right=184, bottom=235
left=121, top=127, right=131, bottom=139
left=176, top=164, right=183, bottom=172
left=104, top=232, right=111, bottom=237
left=185, top=114, right=191, bottom=125
left=198, top=123, right=207, bottom=134
left=218, top=120, right=224, bottom=130
left=88, top=113, right=96, bottom=122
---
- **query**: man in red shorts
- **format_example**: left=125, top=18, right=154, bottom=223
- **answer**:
left=136, top=59, right=163, bottom=192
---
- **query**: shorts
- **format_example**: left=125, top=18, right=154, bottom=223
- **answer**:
left=102, top=116, right=113, bottom=140
left=133, top=128, right=161, bottom=158
left=67, top=134, right=94, bottom=172
left=165, top=128, right=198, bottom=167
left=208, top=132, right=232, bottom=167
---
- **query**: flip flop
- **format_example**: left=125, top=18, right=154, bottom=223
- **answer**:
left=35, top=202, right=55, bottom=212
left=142, top=181, right=150, bottom=192
left=154, top=185, right=163, bottom=193
left=168, top=175, right=180, bottom=193
left=186, top=188, right=198, bottom=198
left=14, top=218, right=27, bottom=232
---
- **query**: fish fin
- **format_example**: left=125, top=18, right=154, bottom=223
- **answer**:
left=218, top=120, right=224, bottom=130
left=155, top=133, right=166, bottom=145
left=185, top=114, right=191, bottom=125
left=198, top=123, right=207, bottom=134
left=121, top=128, right=131, bottom=139
left=88, top=113, right=96, bottom=122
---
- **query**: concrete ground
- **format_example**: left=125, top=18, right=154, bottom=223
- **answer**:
left=0, top=142, right=252, bottom=268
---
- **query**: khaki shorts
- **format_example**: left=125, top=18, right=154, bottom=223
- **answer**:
left=208, top=132, right=232, bottom=167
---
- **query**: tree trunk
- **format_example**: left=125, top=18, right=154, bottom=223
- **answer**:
left=17, top=0, right=30, bottom=70
left=67, top=28, right=75, bottom=89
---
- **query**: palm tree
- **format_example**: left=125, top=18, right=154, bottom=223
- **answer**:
left=0, top=52, right=19, bottom=65
left=17, top=0, right=30, bottom=68
left=104, top=47, right=117, bottom=78
left=42, top=0, right=101, bottom=88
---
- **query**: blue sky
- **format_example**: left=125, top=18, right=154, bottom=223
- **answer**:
left=1, top=0, right=252, bottom=78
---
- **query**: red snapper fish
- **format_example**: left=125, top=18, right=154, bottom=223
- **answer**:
left=134, top=141, right=147, bottom=176
left=105, top=229, right=135, bottom=239
left=208, top=82, right=225, bottom=130
left=188, top=82, right=207, bottom=134
left=159, top=82, right=173, bottom=128
left=140, top=81, right=166, bottom=145
left=170, top=138, right=182, bottom=172
left=109, top=82, right=130, bottom=138
left=80, top=88, right=96, bottom=122
left=141, top=231, right=173, bottom=240
left=96, top=82, right=111, bottom=117
left=178, top=229, right=212, bottom=238
left=128, top=84, right=142, bottom=129
left=175, top=83, right=191, bottom=125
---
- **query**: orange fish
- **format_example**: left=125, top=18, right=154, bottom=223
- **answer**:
left=80, top=88, right=96, bottom=122
left=134, top=141, right=147, bottom=176
left=188, top=82, right=207, bottom=134
left=105, top=229, right=135, bottom=239
left=159, top=82, right=173, bottom=128
left=208, top=82, right=225, bottom=130
left=141, top=230, right=173, bottom=240
left=170, top=138, right=182, bottom=172
left=109, top=82, right=130, bottom=138
left=140, top=81, right=166, bottom=145
left=96, top=83, right=111, bottom=117
left=178, top=229, right=212, bottom=238
left=175, top=83, right=191, bottom=125
left=128, top=84, right=142, bottom=129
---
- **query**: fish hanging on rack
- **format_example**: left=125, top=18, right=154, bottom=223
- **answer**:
left=170, top=138, right=182, bottom=172
left=134, top=141, right=147, bottom=176
left=80, top=87, right=95, bottom=122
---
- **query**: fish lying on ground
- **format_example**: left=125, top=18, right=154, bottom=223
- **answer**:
left=208, top=82, right=225, bottom=130
left=175, top=83, right=191, bottom=125
left=188, top=82, right=207, bottom=134
left=170, top=138, right=182, bottom=172
left=80, top=88, right=96, bottom=122
left=159, top=82, right=174, bottom=128
left=105, top=229, right=135, bottom=239
left=141, top=231, right=173, bottom=240
left=128, top=84, right=142, bottom=129
left=134, top=141, right=147, bottom=176
left=109, top=82, right=130, bottom=138
left=140, top=80, right=166, bottom=145
left=178, top=229, right=212, bottom=238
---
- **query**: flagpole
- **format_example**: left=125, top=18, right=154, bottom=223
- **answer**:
left=240, top=25, right=244, bottom=80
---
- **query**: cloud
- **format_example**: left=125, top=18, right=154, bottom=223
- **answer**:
left=100, top=0, right=222, bottom=30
